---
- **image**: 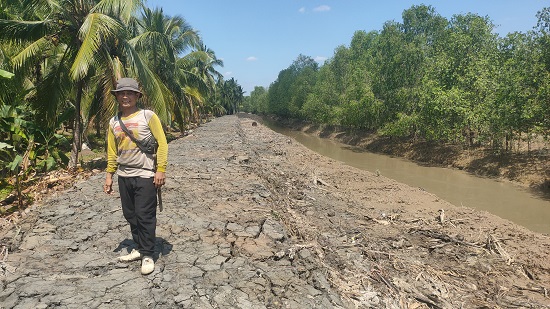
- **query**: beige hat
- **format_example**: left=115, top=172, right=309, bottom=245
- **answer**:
left=110, top=78, right=142, bottom=95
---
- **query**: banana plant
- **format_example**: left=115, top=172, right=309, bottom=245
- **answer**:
left=0, top=104, right=29, bottom=209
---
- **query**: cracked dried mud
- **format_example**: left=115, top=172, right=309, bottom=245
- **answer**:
left=1, top=115, right=549, bottom=308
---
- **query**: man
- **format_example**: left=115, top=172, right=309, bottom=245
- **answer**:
left=103, top=77, right=168, bottom=275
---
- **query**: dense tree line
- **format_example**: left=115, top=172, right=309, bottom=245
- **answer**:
left=244, top=5, right=550, bottom=151
left=0, top=0, right=244, bottom=201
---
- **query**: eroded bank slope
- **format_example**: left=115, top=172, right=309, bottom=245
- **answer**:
left=1, top=115, right=549, bottom=308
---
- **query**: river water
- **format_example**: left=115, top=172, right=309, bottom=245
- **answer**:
left=265, top=123, right=550, bottom=235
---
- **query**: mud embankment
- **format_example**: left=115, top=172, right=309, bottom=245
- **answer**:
left=1, top=115, right=549, bottom=308
left=261, top=114, right=550, bottom=197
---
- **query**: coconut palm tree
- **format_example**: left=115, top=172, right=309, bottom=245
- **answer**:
left=0, top=0, right=173, bottom=169
left=219, top=78, right=244, bottom=115
left=131, top=7, right=202, bottom=131
left=178, top=44, right=224, bottom=124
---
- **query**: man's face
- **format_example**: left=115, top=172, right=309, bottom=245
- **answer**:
left=115, top=91, right=140, bottom=109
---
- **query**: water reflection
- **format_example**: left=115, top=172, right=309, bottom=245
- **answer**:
left=267, top=123, right=550, bottom=235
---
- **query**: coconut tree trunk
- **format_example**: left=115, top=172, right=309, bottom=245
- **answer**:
left=69, top=80, right=84, bottom=170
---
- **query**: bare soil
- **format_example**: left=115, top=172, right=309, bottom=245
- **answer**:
left=1, top=114, right=549, bottom=308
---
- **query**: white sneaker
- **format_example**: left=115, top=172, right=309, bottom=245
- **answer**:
left=141, top=256, right=154, bottom=275
left=118, top=249, right=141, bottom=262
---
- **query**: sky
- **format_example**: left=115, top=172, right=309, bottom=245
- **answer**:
left=145, top=0, right=548, bottom=95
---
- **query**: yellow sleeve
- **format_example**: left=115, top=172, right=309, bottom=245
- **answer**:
left=148, top=113, right=168, bottom=172
left=106, top=125, right=118, bottom=173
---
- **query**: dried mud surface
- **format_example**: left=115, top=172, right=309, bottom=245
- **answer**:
left=1, top=115, right=549, bottom=308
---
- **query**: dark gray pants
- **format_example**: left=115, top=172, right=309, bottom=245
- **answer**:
left=118, top=176, right=157, bottom=256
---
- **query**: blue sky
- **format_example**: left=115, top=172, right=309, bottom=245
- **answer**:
left=146, top=0, right=547, bottom=95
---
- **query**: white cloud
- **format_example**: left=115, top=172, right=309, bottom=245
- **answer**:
left=298, top=7, right=306, bottom=13
left=225, top=71, right=233, bottom=76
left=313, top=5, right=330, bottom=12
left=246, top=56, right=258, bottom=61
left=314, top=56, right=328, bottom=63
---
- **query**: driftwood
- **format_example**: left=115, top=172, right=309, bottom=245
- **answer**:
left=514, top=284, right=549, bottom=297
left=312, top=176, right=330, bottom=186
left=364, top=215, right=391, bottom=226
left=485, top=234, right=513, bottom=265
left=409, top=228, right=480, bottom=247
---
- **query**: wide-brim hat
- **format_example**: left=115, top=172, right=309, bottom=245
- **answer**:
left=110, top=77, right=143, bottom=95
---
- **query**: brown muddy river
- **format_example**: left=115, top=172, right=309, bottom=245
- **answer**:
left=267, top=124, right=550, bottom=235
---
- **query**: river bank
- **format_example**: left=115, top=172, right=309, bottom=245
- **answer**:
left=259, top=115, right=550, bottom=199
left=1, top=115, right=549, bottom=308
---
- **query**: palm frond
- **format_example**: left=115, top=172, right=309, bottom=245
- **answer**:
left=130, top=31, right=175, bottom=64
left=32, top=52, right=72, bottom=129
left=0, top=19, right=52, bottom=43
left=92, top=0, right=144, bottom=25
left=19, top=0, right=62, bottom=17
left=11, top=36, right=55, bottom=70
left=81, top=48, right=117, bottom=122
left=120, top=40, right=173, bottom=123
left=71, top=12, right=122, bottom=80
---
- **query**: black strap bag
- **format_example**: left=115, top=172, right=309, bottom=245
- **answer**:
left=117, top=111, right=158, bottom=155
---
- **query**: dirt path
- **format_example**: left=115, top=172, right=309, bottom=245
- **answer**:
left=1, top=115, right=549, bottom=308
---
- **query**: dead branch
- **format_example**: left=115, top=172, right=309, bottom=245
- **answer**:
left=513, top=284, right=549, bottom=297
left=486, top=234, right=513, bottom=265
left=409, top=228, right=480, bottom=247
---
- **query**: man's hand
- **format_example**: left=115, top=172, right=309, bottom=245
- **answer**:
left=104, top=173, right=114, bottom=194
left=153, top=171, right=166, bottom=189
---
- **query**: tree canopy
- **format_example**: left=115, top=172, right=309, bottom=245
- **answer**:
left=245, top=5, right=550, bottom=152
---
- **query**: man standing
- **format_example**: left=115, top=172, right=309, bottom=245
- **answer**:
left=103, top=77, right=168, bottom=275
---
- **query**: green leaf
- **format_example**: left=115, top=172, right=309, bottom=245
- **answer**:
left=7, top=155, right=23, bottom=171
left=45, top=156, right=56, bottom=171
left=0, top=142, right=14, bottom=150
left=0, top=69, right=15, bottom=79
left=58, top=151, right=70, bottom=165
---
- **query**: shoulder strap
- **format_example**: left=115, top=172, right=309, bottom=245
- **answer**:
left=117, top=112, right=149, bottom=154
